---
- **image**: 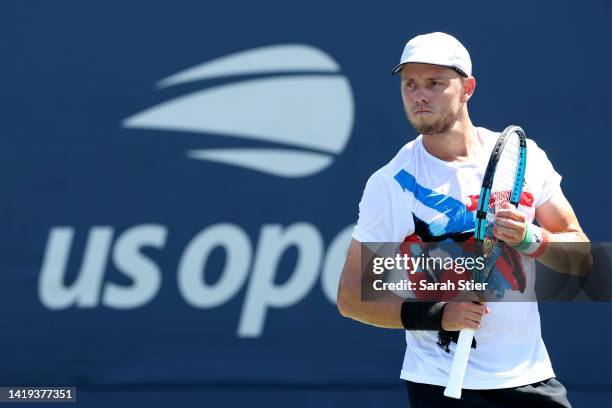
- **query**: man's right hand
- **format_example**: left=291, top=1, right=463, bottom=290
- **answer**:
left=441, top=302, right=490, bottom=331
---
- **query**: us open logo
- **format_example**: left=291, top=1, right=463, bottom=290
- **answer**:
left=122, top=44, right=355, bottom=177
left=37, top=44, right=355, bottom=338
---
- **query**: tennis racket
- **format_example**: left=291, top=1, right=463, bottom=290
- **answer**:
left=443, top=125, right=527, bottom=399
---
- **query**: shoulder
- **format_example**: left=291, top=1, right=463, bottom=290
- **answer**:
left=478, top=126, right=552, bottom=161
left=476, top=126, right=498, bottom=139
left=523, top=136, right=557, bottom=172
left=526, top=138, right=551, bottom=157
left=366, top=137, right=421, bottom=186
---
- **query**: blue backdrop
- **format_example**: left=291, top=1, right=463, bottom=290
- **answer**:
left=3, top=1, right=611, bottom=406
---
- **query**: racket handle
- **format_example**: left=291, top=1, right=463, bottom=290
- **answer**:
left=443, top=328, right=475, bottom=399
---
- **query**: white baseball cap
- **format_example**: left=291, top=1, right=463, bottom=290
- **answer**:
left=391, top=32, right=472, bottom=77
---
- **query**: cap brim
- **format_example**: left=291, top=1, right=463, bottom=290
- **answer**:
left=390, top=63, right=404, bottom=76
left=389, top=61, right=468, bottom=77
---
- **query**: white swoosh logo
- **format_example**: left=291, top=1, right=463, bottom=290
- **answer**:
left=187, top=148, right=332, bottom=178
left=122, top=44, right=354, bottom=177
left=156, top=43, right=340, bottom=88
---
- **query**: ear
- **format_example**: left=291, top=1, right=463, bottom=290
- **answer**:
left=461, top=77, right=476, bottom=103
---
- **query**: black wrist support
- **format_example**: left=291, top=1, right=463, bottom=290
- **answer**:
left=400, top=301, right=445, bottom=331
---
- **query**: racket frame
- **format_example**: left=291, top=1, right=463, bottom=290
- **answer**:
left=443, top=125, right=527, bottom=400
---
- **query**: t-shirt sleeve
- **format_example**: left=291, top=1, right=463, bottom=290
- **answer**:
left=529, top=140, right=563, bottom=208
left=352, top=172, right=395, bottom=242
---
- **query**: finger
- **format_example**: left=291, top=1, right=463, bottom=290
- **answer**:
left=492, top=229, right=507, bottom=241
left=495, top=208, right=525, bottom=222
left=493, top=227, right=517, bottom=242
left=493, top=225, right=523, bottom=237
left=464, top=306, right=489, bottom=323
left=465, top=303, right=488, bottom=315
left=462, top=318, right=481, bottom=329
left=463, top=308, right=484, bottom=319
left=473, top=302, right=491, bottom=315
left=494, top=218, right=524, bottom=230
left=494, top=221, right=523, bottom=236
left=465, top=310, right=485, bottom=322
left=496, top=227, right=524, bottom=244
left=494, top=223, right=522, bottom=237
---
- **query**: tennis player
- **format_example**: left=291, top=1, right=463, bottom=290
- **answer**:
left=336, top=32, right=589, bottom=407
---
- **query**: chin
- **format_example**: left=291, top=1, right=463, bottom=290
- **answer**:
left=410, top=119, right=436, bottom=134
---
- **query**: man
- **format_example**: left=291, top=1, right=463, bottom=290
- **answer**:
left=336, top=32, right=588, bottom=407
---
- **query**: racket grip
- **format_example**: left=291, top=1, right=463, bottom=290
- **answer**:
left=443, top=328, right=475, bottom=399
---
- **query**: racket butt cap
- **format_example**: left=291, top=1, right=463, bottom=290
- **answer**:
left=443, top=387, right=462, bottom=399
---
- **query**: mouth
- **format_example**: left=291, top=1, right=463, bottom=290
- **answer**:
left=414, top=110, right=432, bottom=114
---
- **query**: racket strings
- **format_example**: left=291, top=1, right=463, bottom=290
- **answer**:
left=482, top=135, right=521, bottom=257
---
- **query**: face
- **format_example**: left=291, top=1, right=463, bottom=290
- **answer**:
left=400, top=63, right=468, bottom=135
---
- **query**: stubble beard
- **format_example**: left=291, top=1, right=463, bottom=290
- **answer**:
left=406, top=107, right=458, bottom=136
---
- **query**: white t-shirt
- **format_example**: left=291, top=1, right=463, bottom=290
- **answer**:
left=352, top=127, right=562, bottom=389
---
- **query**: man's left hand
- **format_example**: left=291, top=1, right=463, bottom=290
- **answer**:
left=493, top=202, right=526, bottom=245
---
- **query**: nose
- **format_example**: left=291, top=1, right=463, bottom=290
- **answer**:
left=413, top=87, right=428, bottom=105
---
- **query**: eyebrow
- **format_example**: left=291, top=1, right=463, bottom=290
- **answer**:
left=403, top=76, right=450, bottom=81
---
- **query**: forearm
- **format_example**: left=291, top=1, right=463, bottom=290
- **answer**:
left=337, top=239, right=407, bottom=328
left=337, top=239, right=445, bottom=329
left=533, top=228, right=591, bottom=276
left=337, top=292, right=405, bottom=328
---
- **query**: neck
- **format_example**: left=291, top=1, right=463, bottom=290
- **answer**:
left=421, top=114, right=480, bottom=163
